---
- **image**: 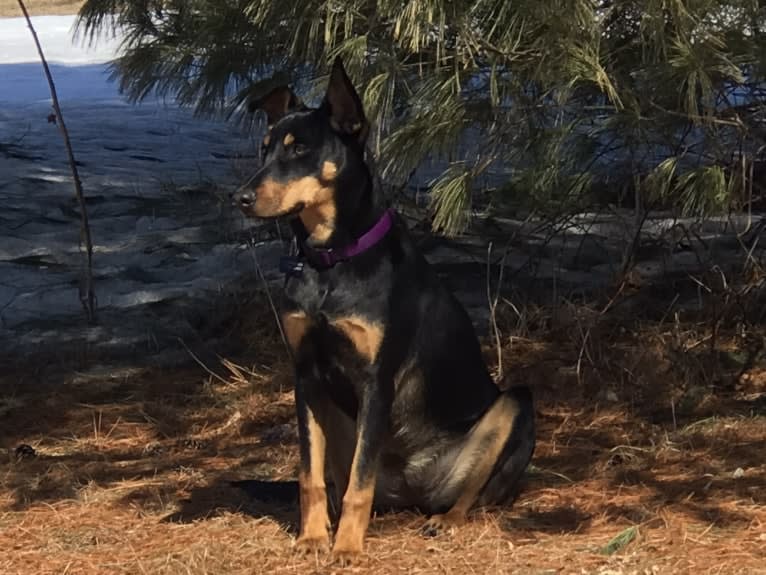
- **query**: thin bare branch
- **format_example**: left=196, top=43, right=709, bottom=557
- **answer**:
left=18, top=0, right=96, bottom=322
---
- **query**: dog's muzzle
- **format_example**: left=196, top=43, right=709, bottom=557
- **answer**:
left=233, top=188, right=255, bottom=209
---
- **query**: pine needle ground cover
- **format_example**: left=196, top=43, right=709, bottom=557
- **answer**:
left=2, top=294, right=764, bottom=575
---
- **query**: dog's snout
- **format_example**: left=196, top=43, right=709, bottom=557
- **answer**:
left=234, top=190, right=255, bottom=208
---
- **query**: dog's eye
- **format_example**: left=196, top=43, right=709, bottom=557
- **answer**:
left=293, top=143, right=309, bottom=157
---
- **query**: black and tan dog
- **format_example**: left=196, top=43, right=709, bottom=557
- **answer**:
left=234, top=58, right=535, bottom=565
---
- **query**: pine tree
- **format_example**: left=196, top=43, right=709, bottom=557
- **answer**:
left=77, top=1, right=766, bottom=234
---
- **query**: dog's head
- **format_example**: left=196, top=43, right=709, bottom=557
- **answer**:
left=234, top=57, right=371, bottom=245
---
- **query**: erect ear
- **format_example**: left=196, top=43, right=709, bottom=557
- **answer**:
left=248, top=86, right=302, bottom=126
left=323, top=56, right=368, bottom=141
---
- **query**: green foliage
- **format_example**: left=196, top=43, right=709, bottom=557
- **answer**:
left=430, top=162, right=473, bottom=235
left=77, top=0, right=766, bottom=234
left=600, top=526, right=638, bottom=555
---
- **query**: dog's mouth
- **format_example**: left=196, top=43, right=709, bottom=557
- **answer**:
left=263, top=201, right=305, bottom=220
left=237, top=198, right=305, bottom=220
left=281, top=202, right=305, bottom=218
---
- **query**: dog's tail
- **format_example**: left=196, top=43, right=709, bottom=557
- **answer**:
left=478, top=385, right=536, bottom=506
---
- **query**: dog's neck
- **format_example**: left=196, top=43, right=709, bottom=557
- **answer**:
left=336, top=179, right=382, bottom=247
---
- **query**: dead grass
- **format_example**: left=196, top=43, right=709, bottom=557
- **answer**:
left=1, top=286, right=765, bottom=574
left=0, top=0, right=83, bottom=17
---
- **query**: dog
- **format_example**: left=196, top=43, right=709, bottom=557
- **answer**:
left=234, top=57, right=536, bottom=565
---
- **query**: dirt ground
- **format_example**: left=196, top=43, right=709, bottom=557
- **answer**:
left=0, top=1, right=83, bottom=17
left=2, top=283, right=765, bottom=575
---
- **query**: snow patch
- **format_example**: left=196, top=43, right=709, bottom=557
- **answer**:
left=0, top=15, right=120, bottom=65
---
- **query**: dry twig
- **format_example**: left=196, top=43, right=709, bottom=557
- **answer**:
left=18, top=0, right=96, bottom=322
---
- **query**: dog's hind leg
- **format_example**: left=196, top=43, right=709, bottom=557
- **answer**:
left=478, top=386, right=535, bottom=507
left=422, top=386, right=535, bottom=536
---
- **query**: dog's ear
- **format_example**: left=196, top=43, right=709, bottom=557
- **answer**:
left=249, top=86, right=302, bottom=126
left=324, top=57, right=368, bottom=142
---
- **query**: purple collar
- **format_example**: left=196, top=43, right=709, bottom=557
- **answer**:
left=303, top=208, right=395, bottom=268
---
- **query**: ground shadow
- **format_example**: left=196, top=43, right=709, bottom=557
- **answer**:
left=162, top=478, right=301, bottom=535
left=502, top=505, right=593, bottom=535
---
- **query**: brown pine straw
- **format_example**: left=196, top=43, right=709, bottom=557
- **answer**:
left=2, top=300, right=765, bottom=574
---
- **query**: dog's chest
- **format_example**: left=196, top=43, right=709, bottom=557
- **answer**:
left=283, top=270, right=372, bottom=417
left=282, top=264, right=386, bottom=392
left=283, top=259, right=383, bottom=317
left=283, top=264, right=329, bottom=313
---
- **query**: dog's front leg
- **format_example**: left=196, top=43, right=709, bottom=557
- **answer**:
left=294, top=375, right=331, bottom=554
left=331, top=377, right=389, bottom=565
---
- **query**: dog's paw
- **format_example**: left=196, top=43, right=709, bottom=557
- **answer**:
left=331, top=545, right=363, bottom=567
left=294, top=533, right=330, bottom=555
left=421, top=511, right=466, bottom=537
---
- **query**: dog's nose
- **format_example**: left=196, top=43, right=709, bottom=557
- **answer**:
left=234, top=190, right=255, bottom=208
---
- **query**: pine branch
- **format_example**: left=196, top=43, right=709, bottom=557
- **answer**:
left=18, top=0, right=96, bottom=323
left=73, top=0, right=766, bottom=232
